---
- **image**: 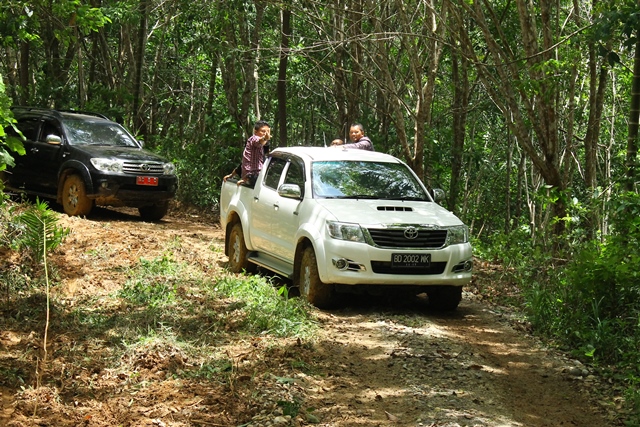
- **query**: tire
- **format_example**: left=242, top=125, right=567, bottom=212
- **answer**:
left=426, top=286, right=462, bottom=311
left=139, top=201, right=169, bottom=221
left=227, top=223, right=255, bottom=273
left=62, top=174, right=93, bottom=216
left=298, top=246, right=334, bottom=308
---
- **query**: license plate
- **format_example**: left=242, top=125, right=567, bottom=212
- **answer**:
left=391, top=253, right=431, bottom=268
left=136, top=176, right=159, bottom=186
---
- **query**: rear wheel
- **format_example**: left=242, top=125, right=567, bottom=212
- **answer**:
left=298, top=246, right=334, bottom=308
left=62, top=174, right=93, bottom=216
left=426, top=286, right=462, bottom=311
left=139, top=201, right=169, bottom=221
left=227, top=223, right=255, bottom=273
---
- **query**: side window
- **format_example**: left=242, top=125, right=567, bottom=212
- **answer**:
left=15, top=119, right=42, bottom=141
left=283, top=161, right=304, bottom=188
left=263, top=157, right=286, bottom=189
left=40, top=120, right=61, bottom=142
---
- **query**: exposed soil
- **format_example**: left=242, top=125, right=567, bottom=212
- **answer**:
left=0, top=204, right=624, bottom=426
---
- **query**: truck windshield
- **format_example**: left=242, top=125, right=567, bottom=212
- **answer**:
left=62, top=119, right=140, bottom=147
left=312, top=161, right=428, bottom=200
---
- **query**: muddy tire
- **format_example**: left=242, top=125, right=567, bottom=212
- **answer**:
left=139, top=201, right=169, bottom=221
left=426, top=286, right=462, bottom=311
left=299, top=246, right=334, bottom=308
left=227, top=223, right=255, bottom=273
left=62, top=174, right=93, bottom=216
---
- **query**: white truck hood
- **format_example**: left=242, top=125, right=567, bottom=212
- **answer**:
left=314, top=199, right=463, bottom=227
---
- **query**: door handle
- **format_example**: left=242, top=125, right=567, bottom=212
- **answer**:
left=31, top=148, right=39, bottom=153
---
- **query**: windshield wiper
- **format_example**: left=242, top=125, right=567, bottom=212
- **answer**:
left=381, top=196, right=428, bottom=201
left=339, top=195, right=379, bottom=199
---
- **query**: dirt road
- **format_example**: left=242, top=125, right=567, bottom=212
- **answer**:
left=0, top=206, right=619, bottom=426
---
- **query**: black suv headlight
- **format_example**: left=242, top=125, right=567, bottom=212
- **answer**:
left=163, top=162, right=176, bottom=175
left=91, top=158, right=124, bottom=173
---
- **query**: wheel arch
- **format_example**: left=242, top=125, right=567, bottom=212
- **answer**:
left=293, top=237, right=314, bottom=287
left=57, top=162, right=93, bottom=203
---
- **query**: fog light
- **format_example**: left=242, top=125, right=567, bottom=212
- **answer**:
left=101, top=181, right=109, bottom=188
left=334, top=258, right=348, bottom=270
left=464, top=260, right=473, bottom=271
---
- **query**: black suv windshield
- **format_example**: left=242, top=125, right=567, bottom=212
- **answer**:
left=62, top=118, right=139, bottom=147
left=311, top=161, right=428, bottom=200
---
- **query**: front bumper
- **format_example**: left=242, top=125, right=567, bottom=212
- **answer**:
left=317, top=238, right=473, bottom=287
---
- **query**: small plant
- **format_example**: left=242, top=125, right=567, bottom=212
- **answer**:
left=13, top=199, right=69, bottom=268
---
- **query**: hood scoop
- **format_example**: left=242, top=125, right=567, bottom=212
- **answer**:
left=377, top=206, right=413, bottom=212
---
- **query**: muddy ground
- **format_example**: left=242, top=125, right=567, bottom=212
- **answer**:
left=0, top=204, right=625, bottom=426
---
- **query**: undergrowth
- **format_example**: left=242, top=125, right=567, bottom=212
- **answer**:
left=475, top=192, right=640, bottom=425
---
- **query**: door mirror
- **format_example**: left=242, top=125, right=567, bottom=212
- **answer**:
left=46, top=135, right=62, bottom=145
left=278, top=183, right=302, bottom=199
left=431, top=188, right=445, bottom=202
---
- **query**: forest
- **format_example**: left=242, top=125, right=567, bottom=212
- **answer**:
left=1, top=0, right=640, bottom=422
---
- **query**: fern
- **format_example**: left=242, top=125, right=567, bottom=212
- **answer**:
left=15, top=199, right=69, bottom=264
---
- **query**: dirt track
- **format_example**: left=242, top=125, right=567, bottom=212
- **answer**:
left=0, top=206, right=619, bottom=426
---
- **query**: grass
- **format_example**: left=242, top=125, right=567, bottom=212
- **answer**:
left=0, top=199, right=319, bottom=414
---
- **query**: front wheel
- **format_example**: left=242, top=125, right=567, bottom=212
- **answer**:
left=139, top=201, right=169, bottom=221
left=61, top=174, right=93, bottom=216
left=227, top=223, right=255, bottom=274
left=298, top=246, right=334, bottom=308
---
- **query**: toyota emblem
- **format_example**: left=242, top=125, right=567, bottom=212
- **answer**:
left=404, top=226, right=419, bottom=239
left=140, top=163, right=150, bottom=171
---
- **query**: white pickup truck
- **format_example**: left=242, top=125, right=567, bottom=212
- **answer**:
left=219, top=146, right=472, bottom=310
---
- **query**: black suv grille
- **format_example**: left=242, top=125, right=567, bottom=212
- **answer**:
left=367, top=228, right=448, bottom=248
left=123, top=161, right=165, bottom=175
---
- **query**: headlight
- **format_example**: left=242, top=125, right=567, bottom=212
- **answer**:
left=447, top=225, right=469, bottom=245
left=163, top=162, right=176, bottom=175
left=91, top=158, right=123, bottom=173
left=327, top=221, right=365, bottom=243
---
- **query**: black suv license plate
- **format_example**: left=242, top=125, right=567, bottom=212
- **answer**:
left=137, top=176, right=159, bottom=186
left=392, top=253, right=431, bottom=268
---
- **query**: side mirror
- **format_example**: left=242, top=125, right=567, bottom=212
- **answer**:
left=431, top=188, right=445, bottom=202
left=46, top=135, right=62, bottom=145
left=278, top=183, right=302, bottom=199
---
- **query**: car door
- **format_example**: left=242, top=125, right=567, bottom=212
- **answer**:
left=30, top=119, right=65, bottom=193
left=269, top=159, right=305, bottom=261
left=250, top=157, right=287, bottom=254
left=9, top=117, right=43, bottom=189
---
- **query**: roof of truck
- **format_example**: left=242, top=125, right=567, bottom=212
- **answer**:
left=270, top=146, right=402, bottom=163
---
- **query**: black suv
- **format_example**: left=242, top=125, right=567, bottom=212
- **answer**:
left=2, top=107, right=178, bottom=221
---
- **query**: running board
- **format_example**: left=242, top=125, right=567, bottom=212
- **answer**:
left=248, top=252, right=294, bottom=279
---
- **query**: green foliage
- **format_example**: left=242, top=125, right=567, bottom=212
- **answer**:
left=14, top=199, right=69, bottom=266
left=154, top=133, right=242, bottom=209
left=213, top=275, right=317, bottom=338
left=0, top=80, right=24, bottom=174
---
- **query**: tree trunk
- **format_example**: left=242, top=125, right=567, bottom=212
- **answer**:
left=132, top=0, right=149, bottom=136
left=625, top=21, right=640, bottom=191
left=277, top=10, right=291, bottom=147
left=449, top=46, right=469, bottom=214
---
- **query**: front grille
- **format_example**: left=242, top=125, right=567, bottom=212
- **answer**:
left=370, top=261, right=447, bottom=275
left=123, top=161, right=165, bottom=175
left=367, top=228, right=448, bottom=248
